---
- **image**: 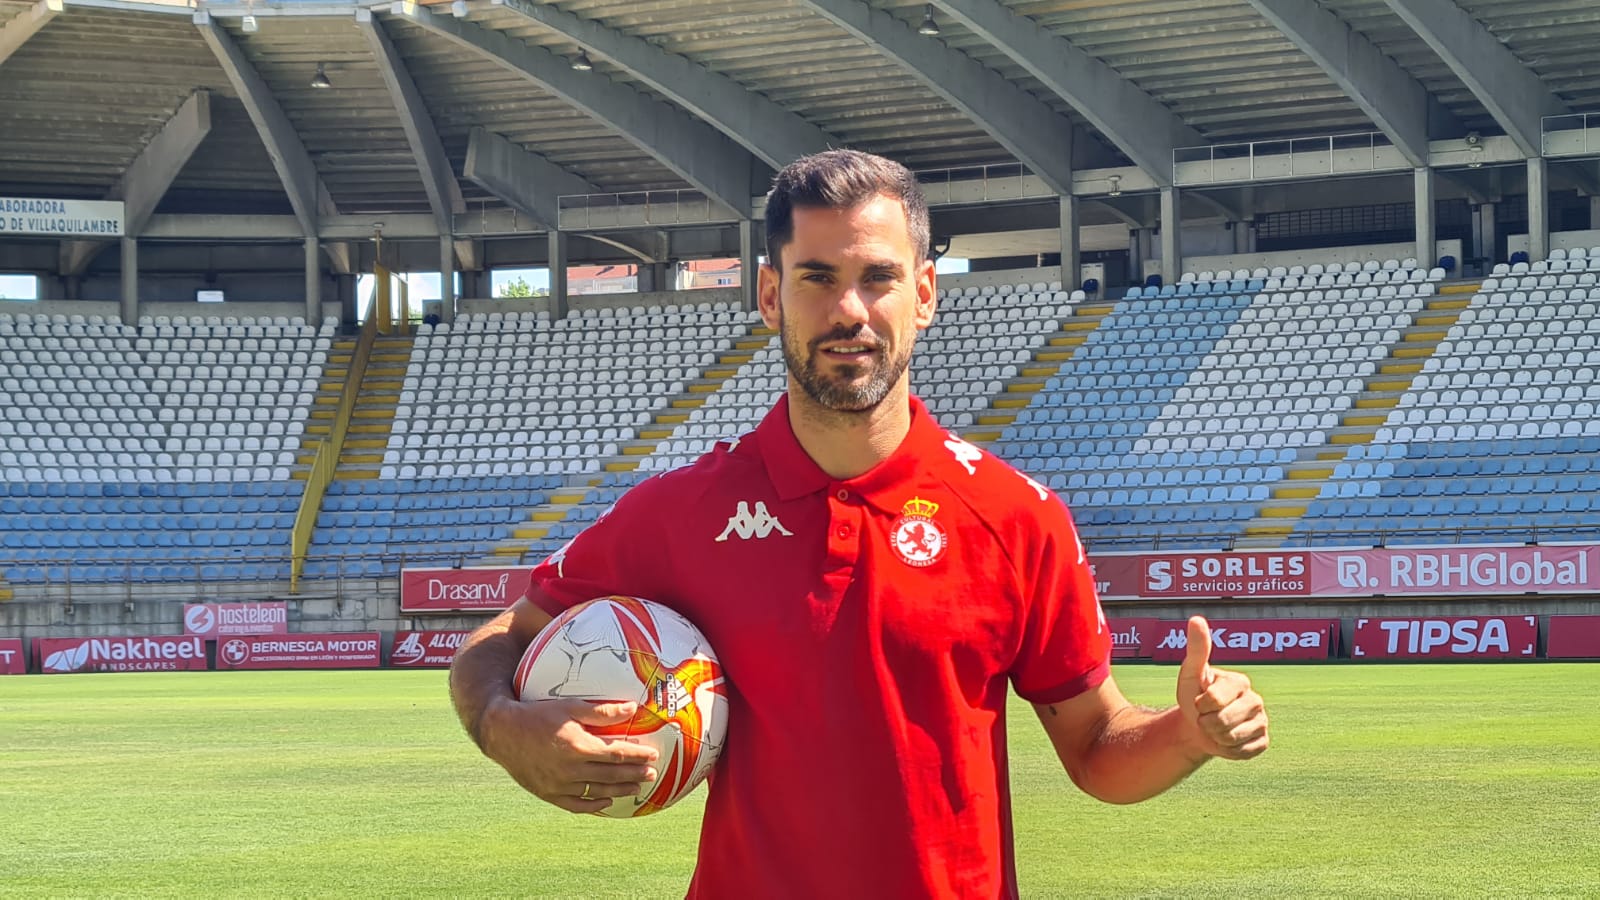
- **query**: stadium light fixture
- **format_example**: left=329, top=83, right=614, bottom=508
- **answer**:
left=1106, top=174, right=1123, bottom=197
left=240, top=13, right=258, bottom=33
left=571, top=48, right=594, bottom=71
left=310, top=63, right=332, bottom=90
left=917, top=5, right=940, bottom=36
left=450, top=0, right=468, bottom=17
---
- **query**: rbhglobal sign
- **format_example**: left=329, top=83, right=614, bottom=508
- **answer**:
left=0, top=197, right=124, bottom=238
left=1091, top=545, right=1600, bottom=600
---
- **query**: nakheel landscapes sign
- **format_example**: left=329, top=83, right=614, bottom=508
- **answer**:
left=35, top=636, right=207, bottom=673
left=400, top=566, right=533, bottom=612
left=0, top=197, right=124, bottom=238
left=1093, top=545, right=1599, bottom=600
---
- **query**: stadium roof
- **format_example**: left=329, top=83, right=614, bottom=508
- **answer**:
left=1, top=0, right=1597, bottom=237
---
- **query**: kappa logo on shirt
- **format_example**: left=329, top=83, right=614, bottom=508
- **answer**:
left=714, top=500, right=793, bottom=542
left=943, top=434, right=984, bottom=475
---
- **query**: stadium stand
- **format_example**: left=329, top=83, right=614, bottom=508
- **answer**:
left=300, top=302, right=754, bottom=571
left=989, top=260, right=1446, bottom=549
left=1299, top=264, right=1600, bottom=546
left=0, top=312, right=329, bottom=583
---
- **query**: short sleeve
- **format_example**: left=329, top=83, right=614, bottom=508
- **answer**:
left=1008, top=501, right=1112, bottom=705
left=526, top=479, right=665, bottom=618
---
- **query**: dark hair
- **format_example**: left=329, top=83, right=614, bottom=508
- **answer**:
left=763, top=149, right=930, bottom=271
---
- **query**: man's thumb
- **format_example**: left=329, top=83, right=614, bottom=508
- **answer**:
left=1181, top=615, right=1213, bottom=682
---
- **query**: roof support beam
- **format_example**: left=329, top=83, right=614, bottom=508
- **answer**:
left=391, top=1, right=758, bottom=217
left=196, top=13, right=350, bottom=274
left=797, top=0, right=1075, bottom=196
left=492, top=0, right=836, bottom=169
left=60, top=90, right=213, bottom=275
left=463, top=126, right=600, bottom=229
left=1246, top=0, right=1453, bottom=168
left=358, top=11, right=483, bottom=270
left=0, top=0, right=60, bottom=69
left=931, top=0, right=1204, bottom=186
left=1380, top=0, right=1567, bottom=158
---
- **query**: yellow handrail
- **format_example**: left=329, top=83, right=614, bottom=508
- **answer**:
left=289, top=310, right=379, bottom=592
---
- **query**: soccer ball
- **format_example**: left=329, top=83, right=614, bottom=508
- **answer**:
left=513, top=596, right=729, bottom=818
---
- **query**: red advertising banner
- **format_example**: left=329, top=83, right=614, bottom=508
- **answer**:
left=1350, top=616, right=1538, bottom=660
left=183, top=602, right=289, bottom=637
left=1148, top=618, right=1340, bottom=663
left=34, top=635, right=208, bottom=674
left=1092, top=545, right=1600, bottom=601
left=1105, top=617, right=1161, bottom=659
left=389, top=630, right=471, bottom=668
left=1310, top=547, right=1596, bottom=597
left=0, top=638, right=24, bottom=675
left=216, top=632, right=381, bottom=670
left=1546, top=615, right=1600, bottom=659
left=400, top=567, right=533, bottom=613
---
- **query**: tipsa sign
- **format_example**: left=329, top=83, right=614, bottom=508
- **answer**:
left=1350, top=616, right=1538, bottom=659
left=400, top=567, right=533, bottom=613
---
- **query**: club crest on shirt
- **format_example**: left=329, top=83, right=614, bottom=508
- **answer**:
left=891, top=496, right=947, bottom=568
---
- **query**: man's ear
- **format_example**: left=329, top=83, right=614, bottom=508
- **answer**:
left=757, top=263, right=781, bottom=330
left=914, top=257, right=937, bottom=329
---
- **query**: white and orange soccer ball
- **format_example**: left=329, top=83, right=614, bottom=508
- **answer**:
left=513, top=596, right=729, bottom=818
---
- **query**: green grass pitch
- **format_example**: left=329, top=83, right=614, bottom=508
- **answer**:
left=2, top=664, right=1596, bottom=897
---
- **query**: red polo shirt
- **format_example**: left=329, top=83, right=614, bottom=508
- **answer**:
left=528, top=395, right=1110, bottom=898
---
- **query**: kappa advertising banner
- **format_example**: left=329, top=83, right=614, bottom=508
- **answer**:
left=1350, top=616, right=1538, bottom=660
left=183, top=602, right=289, bottom=638
left=34, top=635, right=208, bottom=674
left=389, top=630, right=471, bottom=668
left=0, top=638, right=24, bottom=675
left=400, top=566, right=533, bottom=613
left=1546, top=615, right=1600, bottom=659
left=1104, top=617, right=1161, bottom=659
left=1149, top=618, right=1340, bottom=663
left=0, top=197, right=124, bottom=237
left=1091, top=545, right=1600, bottom=601
left=216, top=632, right=381, bottom=670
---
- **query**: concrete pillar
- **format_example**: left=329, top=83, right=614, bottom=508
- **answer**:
left=1413, top=166, right=1435, bottom=267
left=547, top=230, right=568, bottom=320
left=1231, top=221, right=1250, bottom=254
left=1058, top=195, right=1081, bottom=292
left=1472, top=203, right=1497, bottom=269
left=439, top=235, right=456, bottom=325
left=636, top=262, right=669, bottom=293
left=119, top=238, right=138, bottom=327
left=738, top=218, right=758, bottom=312
left=303, top=237, right=322, bottom=325
left=1159, top=186, right=1182, bottom=288
left=1527, top=157, right=1549, bottom=261
left=1590, top=195, right=1600, bottom=230
left=60, top=275, right=81, bottom=303
left=338, top=273, right=358, bottom=327
left=1127, top=229, right=1144, bottom=287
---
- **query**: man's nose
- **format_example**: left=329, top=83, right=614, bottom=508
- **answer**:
left=831, top=284, right=871, bottom=327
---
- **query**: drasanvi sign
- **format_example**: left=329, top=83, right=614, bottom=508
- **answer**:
left=0, top=197, right=124, bottom=237
left=400, top=566, right=534, bottom=612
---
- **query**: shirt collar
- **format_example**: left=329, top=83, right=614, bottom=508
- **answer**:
left=755, top=393, right=953, bottom=514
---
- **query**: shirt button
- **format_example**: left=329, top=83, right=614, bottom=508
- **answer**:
left=835, top=524, right=852, bottom=539
left=836, top=489, right=849, bottom=501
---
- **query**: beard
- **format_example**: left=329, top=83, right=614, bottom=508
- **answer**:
left=778, top=308, right=913, bottom=413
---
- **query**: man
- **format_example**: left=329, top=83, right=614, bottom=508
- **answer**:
left=450, top=149, right=1269, bottom=898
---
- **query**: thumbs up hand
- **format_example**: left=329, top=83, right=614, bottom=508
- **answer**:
left=1176, top=616, right=1270, bottom=761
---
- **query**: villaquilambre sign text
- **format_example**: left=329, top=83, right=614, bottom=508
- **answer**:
left=0, top=197, right=125, bottom=237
